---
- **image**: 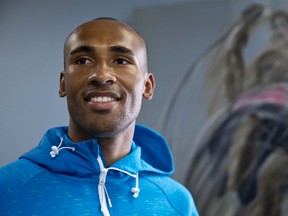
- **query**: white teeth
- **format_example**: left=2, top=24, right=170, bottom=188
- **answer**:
left=91, top=97, right=113, bottom=102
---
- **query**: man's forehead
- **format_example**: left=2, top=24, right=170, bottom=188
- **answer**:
left=65, top=19, right=144, bottom=50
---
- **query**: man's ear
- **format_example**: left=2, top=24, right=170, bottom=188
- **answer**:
left=59, top=72, right=66, bottom=98
left=143, top=73, right=155, bottom=100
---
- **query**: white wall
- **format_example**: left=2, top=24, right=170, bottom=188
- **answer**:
left=134, top=0, right=232, bottom=182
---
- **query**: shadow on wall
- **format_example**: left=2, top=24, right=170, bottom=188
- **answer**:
left=161, top=3, right=288, bottom=215
left=134, top=1, right=232, bottom=183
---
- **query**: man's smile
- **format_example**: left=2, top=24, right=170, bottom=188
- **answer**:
left=84, top=90, right=121, bottom=111
left=90, top=96, right=115, bottom=102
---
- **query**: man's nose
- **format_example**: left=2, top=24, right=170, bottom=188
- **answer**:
left=87, top=62, right=116, bottom=86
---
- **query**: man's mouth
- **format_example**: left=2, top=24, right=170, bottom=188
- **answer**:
left=84, top=90, right=120, bottom=111
left=90, top=96, right=115, bottom=103
left=85, top=90, right=120, bottom=102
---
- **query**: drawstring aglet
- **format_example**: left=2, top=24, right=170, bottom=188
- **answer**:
left=131, top=187, right=140, bottom=198
left=50, top=146, right=60, bottom=158
left=50, top=137, right=75, bottom=158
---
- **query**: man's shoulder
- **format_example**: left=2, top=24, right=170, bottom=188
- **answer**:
left=0, top=159, right=44, bottom=211
left=0, top=158, right=43, bottom=179
left=141, top=173, right=198, bottom=215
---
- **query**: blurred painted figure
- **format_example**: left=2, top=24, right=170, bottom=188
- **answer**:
left=185, top=4, right=288, bottom=216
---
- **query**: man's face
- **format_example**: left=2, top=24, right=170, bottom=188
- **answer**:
left=60, top=19, right=154, bottom=141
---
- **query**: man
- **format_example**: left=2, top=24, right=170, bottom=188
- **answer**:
left=0, top=17, right=198, bottom=215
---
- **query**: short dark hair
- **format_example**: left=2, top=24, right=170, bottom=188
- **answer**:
left=92, top=17, right=119, bottom=21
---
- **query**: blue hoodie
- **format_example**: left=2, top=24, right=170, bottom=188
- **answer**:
left=0, top=125, right=198, bottom=215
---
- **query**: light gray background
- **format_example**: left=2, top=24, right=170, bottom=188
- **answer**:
left=1, top=0, right=287, bottom=182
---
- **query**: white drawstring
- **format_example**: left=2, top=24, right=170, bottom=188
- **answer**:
left=50, top=137, right=75, bottom=158
left=97, top=156, right=140, bottom=216
left=131, top=172, right=140, bottom=198
left=105, top=167, right=140, bottom=198
left=49, top=140, right=140, bottom=215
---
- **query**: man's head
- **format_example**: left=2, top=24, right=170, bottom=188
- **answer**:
left=59, top=18, right=155, bottom=142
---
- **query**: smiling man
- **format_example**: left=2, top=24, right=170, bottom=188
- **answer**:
left=0, top=18, right=198, bottom=215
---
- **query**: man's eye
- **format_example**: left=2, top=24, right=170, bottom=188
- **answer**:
left=115, top=58, right=129, bottom=65
left=75, top=58, right=92, bottom=64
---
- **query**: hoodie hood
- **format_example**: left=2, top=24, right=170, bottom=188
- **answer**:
left=2, top=125, right=197, bottom=216
left=20, top=124, right=174, bottom=179
left=15, top=125, right=195, bottom=216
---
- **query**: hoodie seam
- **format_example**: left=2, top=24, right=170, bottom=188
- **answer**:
left=141, top=174, right=186, bottom=216
left=2, top=169, right=46, bottom=215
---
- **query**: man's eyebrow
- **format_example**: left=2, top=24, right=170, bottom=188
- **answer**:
left=69, top=46, right=96, bottom=56
left=109, top=45, right=134, bottom=55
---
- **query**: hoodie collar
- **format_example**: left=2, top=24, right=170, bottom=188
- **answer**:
left=20, top=125, right=174, bottom=179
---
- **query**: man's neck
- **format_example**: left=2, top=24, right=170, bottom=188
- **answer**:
left=67, top=120, right=136, bottom=166
left=97, top=124, right=135, bottom=166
